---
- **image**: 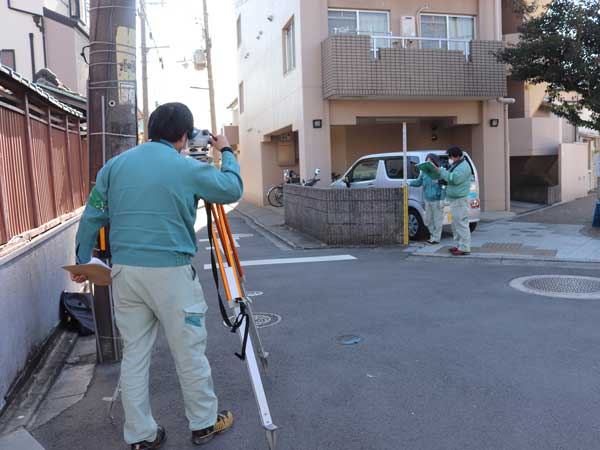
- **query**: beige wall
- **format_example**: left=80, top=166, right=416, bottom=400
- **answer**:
left=471, top=100, right=506, bottom=211
left=45, top=18, right=88, bottom=95
left=559, top=143, right=590, bottom=203
left=510, top=117, right=562, bottom=157
left=329, top=100, right=482, bottom=126
left=328, top=0, right=479, bottom=36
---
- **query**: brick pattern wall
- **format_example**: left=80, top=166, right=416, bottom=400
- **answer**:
left=322, top=35, right=507, bottom=99
left=284, top=184, right=404, bottom=246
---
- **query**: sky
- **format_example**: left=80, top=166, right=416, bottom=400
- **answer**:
left=138, top=0, right=237, bottom=131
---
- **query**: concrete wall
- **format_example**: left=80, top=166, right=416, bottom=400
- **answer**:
left=44, top=18, right=88, bottom=95
left=510, top=117, right=562, bottom=157
left=330, top=122, right=473, bottom=175
left=284, top=184, right=404, bottom=245
left=0, top=218, right=80, bottom=410
left=560, top=143, right=590, bottom=203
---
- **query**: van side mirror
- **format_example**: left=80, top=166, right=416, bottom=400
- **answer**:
left=343, top=176, right=351, bottom=188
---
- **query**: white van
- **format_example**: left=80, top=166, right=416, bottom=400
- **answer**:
left=330, top=150, right=481, bottom=240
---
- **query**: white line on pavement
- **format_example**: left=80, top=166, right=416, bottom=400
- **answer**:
left=203, top=255, right=357, bottom=270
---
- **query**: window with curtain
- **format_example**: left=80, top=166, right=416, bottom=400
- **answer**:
left=420, top=14, right=475, bottom=53
left=328, top=9, right=389, bottom=36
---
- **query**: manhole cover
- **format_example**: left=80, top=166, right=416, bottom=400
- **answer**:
left=223, top=312, right=281, bottom=328
left=510, top=275, right=600, bottom=299
left=336, top=335, right=363, bottom=345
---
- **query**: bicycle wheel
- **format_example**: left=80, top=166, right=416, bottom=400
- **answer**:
left=267, top=186, right=284, bottom=207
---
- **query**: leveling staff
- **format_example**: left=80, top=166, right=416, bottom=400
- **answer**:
left=71, top=103, right=243, bottom=450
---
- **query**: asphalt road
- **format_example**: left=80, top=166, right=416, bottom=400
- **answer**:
left=33, top=213, right=600, bottom=450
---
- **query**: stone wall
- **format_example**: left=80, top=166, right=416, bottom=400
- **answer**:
left=284, top=185, right=404, bottom=246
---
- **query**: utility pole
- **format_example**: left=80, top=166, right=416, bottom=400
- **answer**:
left=202, top=0, right=217, bottom=135
left=140, top=0, right=149, bottom=138
left=89, top=0, right=137, bottom=363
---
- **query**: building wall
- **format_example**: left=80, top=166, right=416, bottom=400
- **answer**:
left=0, top=218, right=80, bottom=410
left=0, top=1, right=45, bottom=78
left=559, top=143, right=590, bottom=203
left=44, top=18, right=88, bottom=95
left=238, top=0, right=505, bottom=207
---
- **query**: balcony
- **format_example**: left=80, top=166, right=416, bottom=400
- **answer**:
left=321, top=34, right=507, bottom=100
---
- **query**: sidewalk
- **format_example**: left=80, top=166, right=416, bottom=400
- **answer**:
left=232, top=202, right=326, bottom=249
left=412, top=195, right=600, bottom=264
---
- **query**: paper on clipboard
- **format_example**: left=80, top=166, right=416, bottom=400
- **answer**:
left=416, top=161, right=439, bottom=179
left=63, top=257, right=112, bottom=286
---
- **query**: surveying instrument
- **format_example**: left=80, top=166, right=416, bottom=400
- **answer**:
left=188, top=129, right=277, bottom=449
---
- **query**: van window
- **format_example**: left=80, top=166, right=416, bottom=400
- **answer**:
left=384, top=157, right=419, bottom=179
left=349, top=159, right=378, bottom=182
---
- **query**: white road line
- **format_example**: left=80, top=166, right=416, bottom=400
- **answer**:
left=203, top=255, right=357, bottom=270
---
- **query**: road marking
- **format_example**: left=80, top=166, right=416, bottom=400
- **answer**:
left=200, top=233, right=254, bottom=250
left=203, top=255, right=357, bottom=270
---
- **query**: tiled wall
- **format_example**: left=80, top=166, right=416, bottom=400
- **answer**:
left=284, top=184, right=404, bottom=246
left=322, top=35, right=507, bottom=99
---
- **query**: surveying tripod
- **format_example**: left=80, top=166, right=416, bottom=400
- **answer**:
left=206, top=202, right=278, bottom=450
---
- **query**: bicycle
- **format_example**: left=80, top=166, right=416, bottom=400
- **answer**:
left=266, top=169, right=320, bottom=207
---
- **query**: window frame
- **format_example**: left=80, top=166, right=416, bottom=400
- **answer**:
left=327, top=8, right=390, bottom=36
left=0, top=49, right=16, bottom=71
left=348, top=158, right=380, bottom=183
left=236, top=14, right=242, bottom=48
left=419, top=13, right=476, bottom=51
left=238, top=81, right=244, bottom=114
left=282, top=17, right=296, bottom=75
left=384, top=156, right=420, bottom=180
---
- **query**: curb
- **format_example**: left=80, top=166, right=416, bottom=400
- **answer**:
left=409, top=250, right=600, bottom=268
left=0, top=329, right=78, bottom=436
left=231, top=208, right=303, bottom=250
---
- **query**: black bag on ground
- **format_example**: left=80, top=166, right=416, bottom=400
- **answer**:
left=60, top=291, right=95, bottom=336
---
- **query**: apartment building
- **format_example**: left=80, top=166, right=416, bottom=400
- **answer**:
left=235, top=0, right=509, bottom=210
left=0, top=0, right=89, bottom=95
left=502, top=0, right=595, bottom=205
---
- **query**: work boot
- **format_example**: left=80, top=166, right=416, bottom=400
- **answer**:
left=451, top=248, right=470, bottom=256
left=192, top=410, right=234, bottom=446
left=131, top=425, right=166, bottom=450
left=448, top=246, right=458, bottom=253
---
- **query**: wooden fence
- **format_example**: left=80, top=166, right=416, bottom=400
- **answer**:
left=0, top=73, right=87, bottom=247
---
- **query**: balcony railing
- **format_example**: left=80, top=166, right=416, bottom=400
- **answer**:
left=371, top=35, right=472, bottom=60
left=328, top=30, right=473, bottom=61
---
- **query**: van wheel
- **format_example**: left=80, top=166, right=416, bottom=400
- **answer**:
left=469, top=222, right=478, bottom=232
left=408, top=208, right=427, bottom=240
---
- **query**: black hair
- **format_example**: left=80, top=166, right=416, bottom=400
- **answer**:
left=148, top=102, right=194, bottom=143
left=426, top=153, right=441, bottom=167
left=446, top=146, right=463, bottom=158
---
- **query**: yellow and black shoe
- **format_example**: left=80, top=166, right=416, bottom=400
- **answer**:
left=191, top=410, right=234, bottom=446
left=131, top=425, right=166, bottom=450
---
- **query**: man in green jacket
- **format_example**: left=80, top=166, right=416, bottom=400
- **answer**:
left=436, top=146, right=472, bottom=255
left=409, top=153, right=444, bottom=244
left=72, top=103, right=243, bottom=449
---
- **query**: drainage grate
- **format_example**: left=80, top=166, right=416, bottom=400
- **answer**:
left=510, top=275, right=600, bottom=299
left=224, top=312, right=281, bottom=329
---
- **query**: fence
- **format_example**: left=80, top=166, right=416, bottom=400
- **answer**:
left=0, top=69, right=87, bottom=247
